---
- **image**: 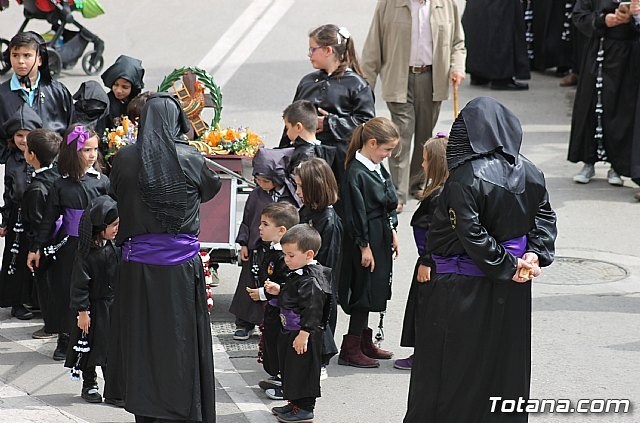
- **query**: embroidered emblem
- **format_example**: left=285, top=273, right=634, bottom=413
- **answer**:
left=267, top=261, right=275, bottom=276
left=449, top=208, right=457, bottom=229
left=280, top=313, right=287, bottom=327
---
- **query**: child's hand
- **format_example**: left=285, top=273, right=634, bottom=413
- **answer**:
left=392, top=230, right=400, bottom=259
left=246, top=287, right=261, bottom=301
left=264, top=280, right=280, bottom=295
left=26, top=250, right=40, bottom=272
left=0, top=226, right=6, bottom=237
left=239, top=246, right=249, bottom=262
left=360, top=245, right=375, bottom=272
left=416, top=265, right=431, bottom=283
left=77, top=311, right=90, bottom=333
left=293, top=330, right=309, bottom=354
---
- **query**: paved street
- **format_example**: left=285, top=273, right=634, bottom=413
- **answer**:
left=1, top=1, right=639, bottom=422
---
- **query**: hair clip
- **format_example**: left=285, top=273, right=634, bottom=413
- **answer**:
left=67, top=125, right=90, bottom=151
left=337, top=27, right=351, bottom=45
left=435, top=132, right=448, bottom=138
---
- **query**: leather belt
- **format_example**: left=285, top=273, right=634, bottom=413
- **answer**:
left=409, top=65, right=432, bottom=74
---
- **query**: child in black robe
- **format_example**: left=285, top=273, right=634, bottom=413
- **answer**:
left=27, top=124, right=110, bottom=361
left=64, top=195, right=120, bottom=403
left=23, top=128, right=61, bottom=338
left=230, top=148, right=298, bottom=340
left=247, top=203, right=299, bottom=400
left=336, top=117, right=399, bottom=368
left=0, top=105, right=41, bottom=319
left=0, top=32, right=72, bottom=162
left=100, top=55, right=145, bottom=130
left=265, top=224, right=332, bottom=423
left=294, top=158, right=341, bottom=376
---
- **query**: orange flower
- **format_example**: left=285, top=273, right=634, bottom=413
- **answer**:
left=247, top=130, right=263, bottom=146
left=122, top=116, right=130, bottom=134
left=206, top=130, right=221, bottom=147
left=223, top=128, right=238, bottom=141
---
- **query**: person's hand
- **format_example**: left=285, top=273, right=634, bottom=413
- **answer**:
left=606, top=13, right=620, bottom=27
left=416, top=265, right=431, bottom=283
left=316, top=108, right=329, bottom=133
left=392, top=230, right=400, bottom=259
left=0, top=226, right=6, bottom=237
left=246, top=287, right=261, bottom=301
left=77, top=311, right=90, bottom=333
left=293, top=330, right=309, bottom=354
left=512, top=258, right=533, bottom=283
left=616, top=4, right=632, bottom=23
left=631, top=0, right=640, bottom=16
left=450, top=70, right=466, bottom=87
left=239, top=246, right=249, bottom=262
left=522, top=252, right=542, bottom=278
left=27, top=250, right=40, bottom=273
left=264, top=279, right=280, bottom=295
left=360, top=245, right=375, bottom=272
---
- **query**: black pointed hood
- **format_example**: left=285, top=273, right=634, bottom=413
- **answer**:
left=101, top=55, right=145, bottom=96
left=73, top=81, right=110, bottom=134
left=3, top=104, right=43, bottom=137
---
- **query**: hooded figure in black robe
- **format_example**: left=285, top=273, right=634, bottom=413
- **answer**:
left=0, top=105, right=41, bottom=313
left=567, top=0, right=640, bottom=178
left=73, top=81, right=110, bottom=137
left=108, top=93, right=220, bottom=422
left=462, top=0, right=530, bottom=83
left=531, top=0, right=573, bottom=72
left=101, top=55, right=145, bottom=130
left=0, top=32, right=73, bottom=163
left=404, top=97, right=557, bottom=423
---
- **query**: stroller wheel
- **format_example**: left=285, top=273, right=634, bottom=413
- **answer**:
left=82, top=51, right=104, bottom=76
left=0, top=38, right=10, bottom=75
left=47, top=47, right=62, bottom=79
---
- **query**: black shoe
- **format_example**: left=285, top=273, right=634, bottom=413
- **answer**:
left=81, top=386, right=102, bottom=403
left=272, top=402, right=294, bottom=415
left=265, top=387, right=284, bottom=400
left=277, top=406, right=314, bottom=423
left=489, top=78, right=529, bottom=91
left=11, top=305, right=34, bottom=320
left=259, top=375, right=282, bottom=390
left=53, top=333, right=69, bottom=361
left=470, top=75, right=489, bottom=86
left=104, top=397, right=125, bottom=407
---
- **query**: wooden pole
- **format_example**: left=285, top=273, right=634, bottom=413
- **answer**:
left=453, top=84, right=459, bottom=118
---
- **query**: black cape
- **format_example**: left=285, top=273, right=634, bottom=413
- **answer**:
left=405, top=99, right=557, bottom=423
left=0, top=78, right=73, bottom=163
left=462, top=0, right=530, bottom=80
left=73, top=81, right=110, bottom=137
left=531, top=0, right=573, bottom=71
left=337, top=160, right=398, bottom=314
left=109, top=139, right=220, bottom=422
left=567, top=0, right=640, bottom=176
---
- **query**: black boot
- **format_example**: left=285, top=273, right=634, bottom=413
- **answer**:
left=11, top=305, right=34, bottom=320
left=81, top=367, right=102, bottom=403
left=53, top=333, right=69, bottom=361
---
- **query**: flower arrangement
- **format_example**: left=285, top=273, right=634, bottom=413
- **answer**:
left=104, top=116, right=137, bottom=160
left=190, top=125, right=263, bottom=157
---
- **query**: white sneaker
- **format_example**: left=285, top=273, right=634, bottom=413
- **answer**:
left=573, top=163, right=595, bottom=184
left=607, top=168, right=623, bottom=186
left=320, top=366, right=328, bottom=381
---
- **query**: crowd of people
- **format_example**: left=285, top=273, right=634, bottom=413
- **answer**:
left=6, top=0, right=640, bottom=421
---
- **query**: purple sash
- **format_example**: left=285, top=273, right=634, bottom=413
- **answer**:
left=268, top=299, right=278, bottom=307
left=53, top=216, right=63, bottom=238
left=280, top=308, right=301, bottom=331
left=59, top=208, right=84, bottom=237
left=122, top=233, right=200, bottom=266
left=433, top=235, right=527, bottom=277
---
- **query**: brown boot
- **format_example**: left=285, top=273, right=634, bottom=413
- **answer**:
left=338, top=334, right=379, bottom=368
left=360, top=327, right=394, bottom=360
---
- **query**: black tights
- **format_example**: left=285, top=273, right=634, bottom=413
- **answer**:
left=347, top=310, right=369, bottom=336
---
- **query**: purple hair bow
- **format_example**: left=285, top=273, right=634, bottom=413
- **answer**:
left=67, top=125, right=90, bottom=150
left=436, top=132, right=448, bottom=138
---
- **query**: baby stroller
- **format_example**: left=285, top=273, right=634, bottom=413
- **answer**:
left=0, top=0, right=105, bottom=77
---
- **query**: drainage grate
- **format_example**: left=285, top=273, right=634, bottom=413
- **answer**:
left=535, top=257, right=629, bottom=285
left=211, top=321, right=259, bottom=352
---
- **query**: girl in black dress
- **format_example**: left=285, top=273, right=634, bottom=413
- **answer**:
left=27, top=124, right=110, bottom=361
left=394, top=134, right=448, bottom=371
left=65, top=195, right=119, bottom=403
left=336, top=117, right=400, bottom=368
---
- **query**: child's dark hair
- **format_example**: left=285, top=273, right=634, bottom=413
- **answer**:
left=309, top=24, right=362, bottom=77
left=280, top=224, right=322, bottom=255
left=283, top=100, right=317, bottom=133
left=345, top=117, right=400, bottom=168
left=9, top=32, right=40, bottom=53
left=58, top=123, right=101, bottom=180
left=26, top=129, right=61, bottom=167
left=296, top=158, right=338, bottom=210
left=127, top=91, right=153, bottom=122
left=261, top=202, right=300, bottom=229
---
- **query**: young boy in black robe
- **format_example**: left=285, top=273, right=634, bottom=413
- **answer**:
left=65, top=195, right=120, bottom=404
left=23, top=128, right=61, bottom=339
left=248, top=202, right=299, bottom=400
left=100, top=55, right=145, bottom=130
left=265, top=224, right=332, bottom=423
left=0, top=32, right=72, bottom=162
left=0, top=105, right=42, bottom=320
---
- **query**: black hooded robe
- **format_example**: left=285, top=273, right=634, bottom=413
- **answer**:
left=405, top=98, right=557, bottom=423
left=531, top=0, right=573, bottom=71
left=100, top=55, right=145, bottom=130
left=567, top=0, right=640, bottom=176
left=462, top=0, right=530, bottom=80
left=108, top=94, right=220, bottom=422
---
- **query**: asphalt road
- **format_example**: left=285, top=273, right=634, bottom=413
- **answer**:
left=1, top=1, right=639, bottom=422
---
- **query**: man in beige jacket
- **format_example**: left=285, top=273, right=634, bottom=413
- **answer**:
left=362, top=0, right=466, bottom=209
